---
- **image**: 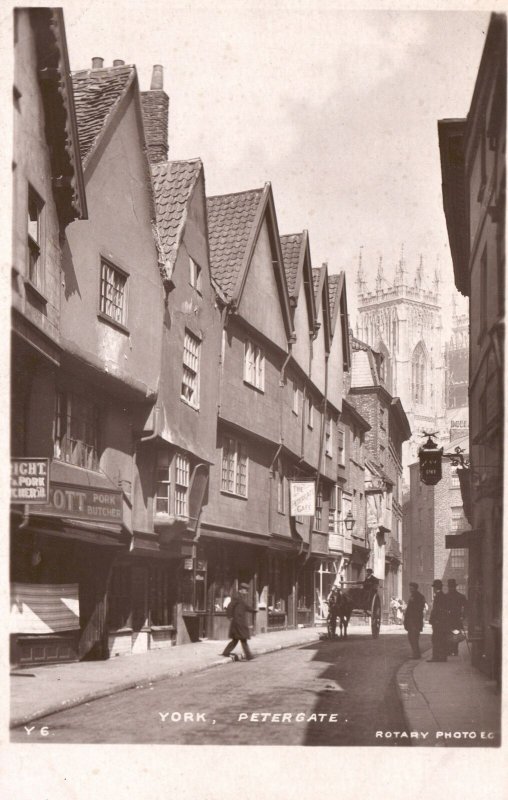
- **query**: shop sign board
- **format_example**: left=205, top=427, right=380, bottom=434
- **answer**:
left=290, top=480, right=315, bottom=516
left=30, top=481, right=122, bottom=524
left=419, top=446, right=443, bottom=486
left=11, top=458, right=49, bottom=503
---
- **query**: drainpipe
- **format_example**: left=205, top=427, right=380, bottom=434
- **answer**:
left=217, top=303, right=231, bottom=417
left=305, top=352, right=329, bottom=564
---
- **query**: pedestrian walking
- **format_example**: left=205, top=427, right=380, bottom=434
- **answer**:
left=389, top=596, right=399, bottom=625
left=221, top=582, right=256, bottom=660
left=404, top=582, right=425, bottom=658
left=447, top=579, right=467, bottom=655
left=428, top=579, right=450, bottom=662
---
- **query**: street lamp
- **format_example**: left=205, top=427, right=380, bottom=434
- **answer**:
left=344, top=510, right=356, bottom=532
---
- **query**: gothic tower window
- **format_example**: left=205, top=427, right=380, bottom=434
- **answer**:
left=412, top=342, right=426, bottom=404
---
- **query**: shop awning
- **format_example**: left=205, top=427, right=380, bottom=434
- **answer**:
left=14, top=512, right=128, bottom=547
left=199, top=526, right=271, bottom=548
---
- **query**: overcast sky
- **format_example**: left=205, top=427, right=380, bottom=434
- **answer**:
left=63, top=2, right=489, bottom=328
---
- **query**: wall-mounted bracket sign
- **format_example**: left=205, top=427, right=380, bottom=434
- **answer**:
left=11, top=458, right=50, bottom=503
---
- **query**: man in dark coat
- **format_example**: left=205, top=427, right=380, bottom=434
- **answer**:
left=447, top=579, right=467, bottom=655
left=403, top=582, right=426, bottom=658
left=428, top=579, right=451, bottom=662
left=221, top=582, right=256, bottom=660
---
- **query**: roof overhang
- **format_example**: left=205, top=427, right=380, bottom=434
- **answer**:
left=437, top=118, right=469, bottom=296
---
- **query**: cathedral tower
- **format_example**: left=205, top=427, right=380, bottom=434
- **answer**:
left=355, top=246, right=446, bottom=475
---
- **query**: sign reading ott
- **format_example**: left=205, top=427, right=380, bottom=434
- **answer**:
left=32, top=481, right=123, bottom=524
left=290, top=480, right=316, bottom=517
left=11, top=458, right=49, bottom=503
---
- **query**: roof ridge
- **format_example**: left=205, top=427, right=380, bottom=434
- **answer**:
left=207, top=186, right=265, bottom=201
left=72, top=64, right=135, bottom=76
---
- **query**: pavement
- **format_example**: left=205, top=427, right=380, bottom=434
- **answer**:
left=10, top=622, right=501, bottom=745
left=396, top=632, right=502, bottom=746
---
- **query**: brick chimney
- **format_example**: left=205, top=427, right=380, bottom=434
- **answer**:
left=141, top=65, right=169, bottom=163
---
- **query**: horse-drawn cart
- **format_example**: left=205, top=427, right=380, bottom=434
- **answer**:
left=326, top=582, right=382, bottom=639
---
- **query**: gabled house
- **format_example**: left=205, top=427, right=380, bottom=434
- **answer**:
left=347, top=337, right=411, bottom=616
left=202, top=183, right=300, bottom=636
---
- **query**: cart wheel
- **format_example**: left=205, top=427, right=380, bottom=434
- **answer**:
left=371, top=594, right=381, bottom=638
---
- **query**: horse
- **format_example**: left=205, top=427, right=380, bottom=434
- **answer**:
left=327, top=589, right=355, bottom=639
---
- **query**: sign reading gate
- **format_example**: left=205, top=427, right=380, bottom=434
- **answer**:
left=290, top=480, right=316, bottom=516
left=11, top=458, right=49, bottom=503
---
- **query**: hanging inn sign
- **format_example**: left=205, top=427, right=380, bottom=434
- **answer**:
left=418, top=433, right=468, bottom=486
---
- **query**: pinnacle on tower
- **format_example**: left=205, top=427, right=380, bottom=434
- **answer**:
left=376, top=255, right=384, bottom=291
left=356, top=245, right=366, bottom=296
left=394, top=243, right=406, bottom=286
left=433, top=256, right=441, bottom=295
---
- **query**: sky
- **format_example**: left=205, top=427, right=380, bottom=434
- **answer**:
left=62, top=2, right=490, bottom=330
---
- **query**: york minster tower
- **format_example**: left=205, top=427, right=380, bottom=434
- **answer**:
left=355, top=247, right=446, bottom=477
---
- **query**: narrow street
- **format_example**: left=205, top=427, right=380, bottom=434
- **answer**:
left=11, top=632, right=429, bottom=745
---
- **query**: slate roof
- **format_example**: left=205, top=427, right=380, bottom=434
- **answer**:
left=71, top=65, right=135, bottom=163
left=206, top=189, right=264, bottom=299
left=280, top=233, right=303, bottom=297
left=151, top=159, right=203, bottom=274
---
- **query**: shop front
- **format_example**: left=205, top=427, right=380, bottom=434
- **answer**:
left=10, top=467, right=128, bottom=666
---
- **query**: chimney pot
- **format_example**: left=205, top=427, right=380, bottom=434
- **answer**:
left=113, top=59, right=125, bottom=67
left=150, top=65, right=164, bottom=91
left=91, top=57, right=104, bottom=69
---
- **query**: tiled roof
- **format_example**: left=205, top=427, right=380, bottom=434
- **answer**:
left=312, top=267, right=321, bottom=299
left=328, top=274, right=340, bottom=320
left=151, top=159, right=202, bottom=275
left=206, top=189, right=264, bottom=299
left=280, top=233, right=303, bottom=297
left=72, top=65, right=134, bottom=163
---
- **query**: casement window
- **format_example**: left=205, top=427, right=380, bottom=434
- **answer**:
left=325, top=416, right=333, bottom=457
left=155, top=451, right=171, bottom=514
left=221, top=437, right=248, bottom=497
left=451, top=506, right=464, bottom=531
left=27, top=185, right=44, bottom=289
left=328, top=485, right=341, bottom=534
left=155, top=451, right=190, bottom=518
left=181, top=329, right=201, bottom=408
left=189, top=257, right=202, bottom=293
left=307, top=395, right=314, bottom=429
left=54, top=391, right=100, bottom=471
left=100, top=259, right=127, bottom=327
left=315, top=488, right=323, bottom=531
left=338, top=427, right=345, bottom=466
left=244, top=340, right=265, bottom=391
left=277, top=470, right=286, bottom=514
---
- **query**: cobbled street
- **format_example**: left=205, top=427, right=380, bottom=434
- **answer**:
left=11, top=631, right=430, bottom=745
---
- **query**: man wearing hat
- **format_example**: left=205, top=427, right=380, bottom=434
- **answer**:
left=447, top=579, right=467, bottom=655
left=428, top=579, right=451, bottom=662
left=403, top=582, right=426, bottom=658
left=221, top=582, right=256, bottom=661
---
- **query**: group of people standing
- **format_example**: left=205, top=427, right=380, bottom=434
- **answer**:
left=403, top=578, right=467, bottom=661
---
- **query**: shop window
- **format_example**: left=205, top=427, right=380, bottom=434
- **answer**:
left=27, top=184, right=44, bottom=289
left=221, top=437, right=248, bottom=497
left=268, top=556, right=286, bottom=613
left=189, top=256, right=202, bottom=293
left=54, top=391, right=100, bottom=471
left=100, top=258, right=127, bottom=327
left=180, top=552, right=207, bottom=613
left=244, top=340, right=265, bottom=391
left=212, top=561, right=235, bottom=612
left=181, top=330, right=201, bottom=408
left=109, top=566, right=131, bottom=630
left=149, top=566, right=174, bottom=626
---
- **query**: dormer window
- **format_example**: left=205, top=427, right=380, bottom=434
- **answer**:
left=189, top=257, right=202, bottom=293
